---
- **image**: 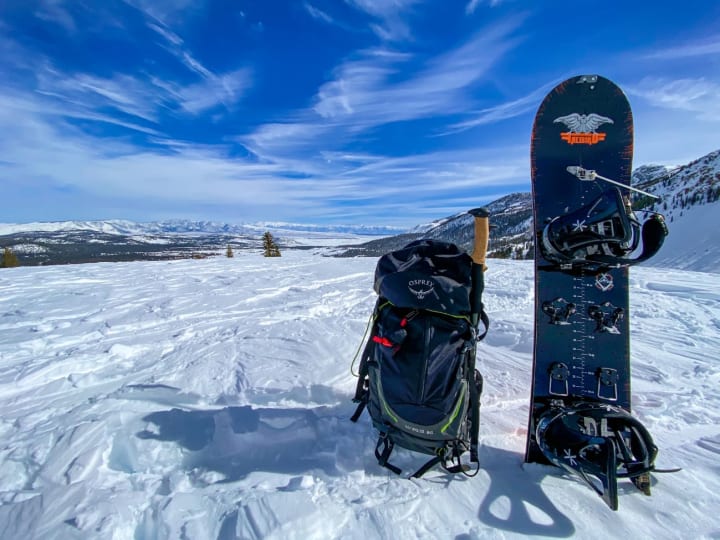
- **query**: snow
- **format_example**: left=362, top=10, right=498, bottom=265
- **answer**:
left=5, top=244, right=48, bottom=254
left=1, top=250, right=719, bottom=539
left=647, top=201, right=720, bottom=272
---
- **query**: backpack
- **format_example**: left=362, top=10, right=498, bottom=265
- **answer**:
left=351, top=239, right=489, bottom=477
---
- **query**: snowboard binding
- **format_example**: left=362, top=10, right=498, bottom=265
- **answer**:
left=542, top=298, right=576, bottom=325
left=535, top=402, right=660, bottom=510
left=540, top=187, right=668, bottom=271
left=588, top=302, right=624, bottom=334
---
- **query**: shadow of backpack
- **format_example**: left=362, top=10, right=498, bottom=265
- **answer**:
left=351, top=239, right=489, bottom=478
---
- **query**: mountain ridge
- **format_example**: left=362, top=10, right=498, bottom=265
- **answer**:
left=0, top=219, right=404, bottom=238
left=334, top=148, right=720, bottom=272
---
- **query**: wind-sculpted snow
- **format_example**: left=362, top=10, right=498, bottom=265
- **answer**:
left=0, top=252, right=719, bottom=539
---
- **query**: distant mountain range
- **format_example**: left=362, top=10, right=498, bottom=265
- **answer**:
left=0, top=220, right=404, bottom=265
left=2, top=149, right=718, bottom=269
left=0, top=219, right=403, bottom=238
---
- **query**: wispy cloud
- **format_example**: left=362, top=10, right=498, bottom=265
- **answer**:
left=465, top=0, right=505, bottom=14
left=627, top=77, right=720, bottom=121
left=122, top=0, right=202, bottom=27
left=31, top=1, right=133, bottom=35
left=1, top=8, right=252, bottom=130
left=146, top=21, right=184, bottom=46
left=141, top=15, right=214, bottom=80
left=148, top=69, right=253, bottom=115
left=643, top=37, right=720, bottom=60
left=444, top=80, right=554, bottom=134
left=0, top=97, right=335, bottom=221
left=245, top=16, right=525, bottom=162
left=303, top=2, right=336, bottom=25
left=344, top=0, right=420, bottom=41
left=320, top=16, right=525, bottom=124
left=38, top=70, right=163, bottom=124
left=140, top=16, right=254, bottom=114
left=0, top=88, right=527, bottom=225
left=34, top=0, right=76, bottom=32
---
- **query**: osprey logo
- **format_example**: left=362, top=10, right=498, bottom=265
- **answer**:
left=554, top=113, right=614, bottom=145
left=408, top=279, right=435, bottom=300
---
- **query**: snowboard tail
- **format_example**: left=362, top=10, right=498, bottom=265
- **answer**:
left=526, top=74, right=672, bottom=510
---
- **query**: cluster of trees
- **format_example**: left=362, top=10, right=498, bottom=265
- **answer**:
left=491, top=242, right=533, bottom=260
left=225, top=233, right=282, bottom=258
left=1, top=248, right=19, bottom=268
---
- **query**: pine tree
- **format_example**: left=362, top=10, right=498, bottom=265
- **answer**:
left=262, top=232, right=281, bottom=257
left=226, top=244, right=234, bottom=258
left=1, top=247, right=20, bottom=268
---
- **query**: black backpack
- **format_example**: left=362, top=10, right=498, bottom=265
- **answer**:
left=351, top=239, right=488, bottom=477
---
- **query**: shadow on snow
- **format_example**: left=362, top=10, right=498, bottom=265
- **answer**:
left=470, top=446, right=575, bottom=538
left=132, top=384, right=574, bottom=537
left=134, top=386, right=361, bottom=482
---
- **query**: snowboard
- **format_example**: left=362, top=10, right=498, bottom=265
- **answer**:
left=524, top=75, right=669, bottom=510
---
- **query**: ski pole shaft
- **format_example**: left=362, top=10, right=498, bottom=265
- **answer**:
left=594, top=173, right=660, bottom=200
left=468, top=208, right=490, bottom=328
left=566, top=166, right=660, bottom=201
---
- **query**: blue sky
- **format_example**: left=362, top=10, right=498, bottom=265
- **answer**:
left=1, top=0, right=719, bottom=228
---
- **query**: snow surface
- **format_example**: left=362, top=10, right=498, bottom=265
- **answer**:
left=1, top=250, right=719, bottom=539
left=647, top=202, right=720, bottom=272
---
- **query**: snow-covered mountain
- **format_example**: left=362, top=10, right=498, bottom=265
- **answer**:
left=632, top=149, right=720, bottom=271
left=632, top=149, right=720, bottom=215
left=0, top=220, right=403, bottom=265
left=338, top=149, right=720, bottom=272
left=0, top=219, right=403, bottom=238
left=336, top=192, right=533, bottom=259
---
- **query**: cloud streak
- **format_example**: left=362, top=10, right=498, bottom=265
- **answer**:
left=443, top=81, right=555, bottom=134
left=642, top=37, right=720, bottom=60
left=0, top=80, right=528, bottom=226
left=245, top=16, right=526, bottom=162
left=344, top=0, right=420, bottom=42
left=627, top=77, right=720, bottom=121
left=303, top=2, right=336, bottom=26
left=141, top=15, right=254, bottom=113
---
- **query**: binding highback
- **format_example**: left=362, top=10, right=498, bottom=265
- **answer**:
left=541, top=187, right=668, bottom=270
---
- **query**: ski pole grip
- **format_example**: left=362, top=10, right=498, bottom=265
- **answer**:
left=468, top=207, right=490, bottom=270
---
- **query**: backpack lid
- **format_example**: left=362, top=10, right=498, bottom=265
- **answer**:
left=374, top=240, right=473, bottom=315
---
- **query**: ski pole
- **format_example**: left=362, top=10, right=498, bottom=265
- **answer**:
left=468, top=208, right=490, bottom=331
left=566, top=166, right=660, bottom=201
